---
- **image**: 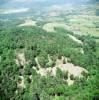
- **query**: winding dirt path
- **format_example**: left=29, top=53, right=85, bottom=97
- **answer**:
left=67, top=34, right=83, bottom=44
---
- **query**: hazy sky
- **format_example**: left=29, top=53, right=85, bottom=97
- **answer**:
left=0, top=0, right=90, bottom=4
left=0, top=0, right=91, bottom=8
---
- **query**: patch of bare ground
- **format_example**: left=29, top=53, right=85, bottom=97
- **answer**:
left=33, top=55, right=88, bottom=86
left=15, top=53, right=28, bottom=67
left=17, top=76, right=25, bottom=89
left=18, top=19, right=36, bottom=27
left=15, top=53, right=88, bottom=86
left=15, top=52, right=28, bottom=89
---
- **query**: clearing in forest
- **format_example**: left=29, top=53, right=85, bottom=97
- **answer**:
left=34, top=56, right=88, bottom=86
left=43, top=22, right=69, bottom=32
left=18, top=19, right=36, bottom=27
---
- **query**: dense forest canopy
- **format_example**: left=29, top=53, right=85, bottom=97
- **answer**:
left=0, top=0, right=99, bottom=100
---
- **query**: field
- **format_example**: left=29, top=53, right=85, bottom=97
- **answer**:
left=41, top=4, right=99, bottom=36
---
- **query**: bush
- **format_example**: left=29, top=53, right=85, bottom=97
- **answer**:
left=38, top=56, right=48, bottom=68
left=63, top=58, right=66, bottom=64
left=56, top=68, right=63, bottom=78
left=58, top=54, right=62, bottom=59
left=46, top=61, right=55, bottom=68
left=63, top=71, right=68, bottom=80
left=70, top=74, right=74, bottom=80
left=81, top=71, right=88, bottom=78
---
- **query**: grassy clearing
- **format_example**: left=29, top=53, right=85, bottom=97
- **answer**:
left=18, top=19, right=36, bottom=27
left=66, top=15, right=99, bottom=36
left=43, top=22, right=69, bottom=32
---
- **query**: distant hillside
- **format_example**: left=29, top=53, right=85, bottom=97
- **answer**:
left=90, top=0, right=99, bottom=3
